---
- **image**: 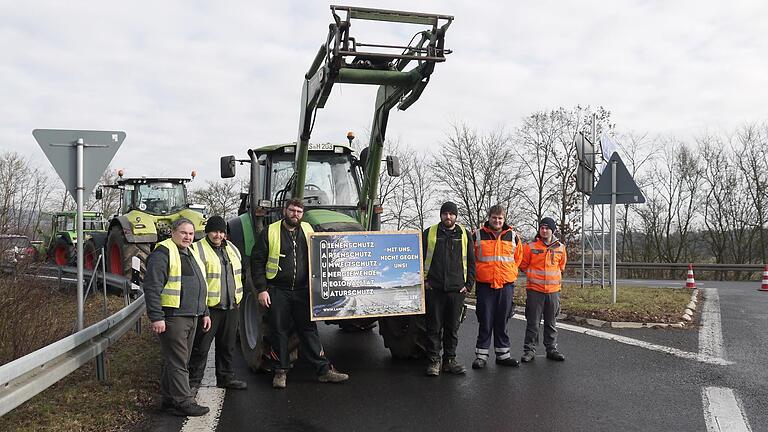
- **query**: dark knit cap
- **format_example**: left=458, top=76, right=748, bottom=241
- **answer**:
left=440, top=201, right=459, bottom=215
left=205, top=215, right=227, bottom=233
left=539, top=217, right=557, bottom=233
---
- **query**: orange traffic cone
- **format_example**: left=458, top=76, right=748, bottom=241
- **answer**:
left=759, top=264, right=768, bottom=292
left=685, top=264, right=696, bottom=289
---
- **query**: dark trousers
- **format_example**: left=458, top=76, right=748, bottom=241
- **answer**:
left=188, top=307, right=239, bottom=387
left=523, top=290, right=560, bottom=354
left=159, top=316, right=197, bottom=405
left=475, top=282, right=515, bottom=360
left=269, top=287, right=330, bottom=375
left=425, top=289, right=465, bottom=363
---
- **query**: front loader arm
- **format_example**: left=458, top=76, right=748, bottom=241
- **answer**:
left=292, top=5, right=452, bottom=218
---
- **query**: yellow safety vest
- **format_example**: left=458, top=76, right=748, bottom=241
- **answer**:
left=192, top=239, right=244, bottom=306
left=265, top=220, right=314, bottom=280
left=424, top=223, right=468, bottom=282
left=155, top=238, right=208, bottom=308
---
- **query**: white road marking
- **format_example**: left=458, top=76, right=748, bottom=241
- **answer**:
left=466, top=304, right=732, bottom=365
left=702, top=387, right=752, bottom=432
left=181, top=341, right=225, bottom=432
left=699, top=288, right=725, bottom=359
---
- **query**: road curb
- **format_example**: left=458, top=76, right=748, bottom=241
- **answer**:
left=508, top=288, right=699, bottom=329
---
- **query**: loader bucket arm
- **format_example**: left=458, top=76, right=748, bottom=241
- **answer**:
left=293, top=5, right=452, bottom=224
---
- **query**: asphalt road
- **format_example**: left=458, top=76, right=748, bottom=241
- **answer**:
left=152, top=280, right=768, bottom=431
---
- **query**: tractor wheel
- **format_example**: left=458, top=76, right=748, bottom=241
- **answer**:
left=106, top=227, right=149, bottom=278
left=238, top=290, right=299, bottom=373
left=378, top=314, right=427, bottom=359
left=83, top=232, right=108, bottom=271
left=49, top=237, right=74, bottom=266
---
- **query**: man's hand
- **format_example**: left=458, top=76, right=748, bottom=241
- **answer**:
left=150, top=320, right=166, bottom=334
left=258, top=291, right=271, bottom=308
left=202, top=316, right=212, bottom=332
left=459, top=287, right=469, bottom=294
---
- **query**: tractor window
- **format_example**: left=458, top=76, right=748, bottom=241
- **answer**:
left=269, top=154, right=359, bottom=206
left=133, top=183, right=187, bottom=215
left=56, top=216, right=74, bottom=232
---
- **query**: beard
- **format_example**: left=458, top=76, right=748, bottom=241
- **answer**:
left=284, top=216, right=300, bottom=228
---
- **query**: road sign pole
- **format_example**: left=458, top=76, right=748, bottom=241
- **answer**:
left=610, top=160, right=617, bottom=304
left=76, top=138, right=85, bottom=331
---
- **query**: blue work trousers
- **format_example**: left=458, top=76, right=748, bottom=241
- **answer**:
left=475, top=282, right=515, bottom=360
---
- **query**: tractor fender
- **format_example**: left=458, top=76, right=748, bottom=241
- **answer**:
left=87, top=231, right=108, bottom=249
left=226, top=213, right=259, bottom=259
left=110, top=216, right=158, bottom=244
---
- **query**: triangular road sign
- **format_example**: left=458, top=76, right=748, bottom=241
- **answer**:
left=588, top=152, right=646, bottom=205
left=33, top=129, right=125, bottom=201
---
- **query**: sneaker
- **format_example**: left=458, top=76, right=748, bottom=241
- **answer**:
left=272, top=370, right=287, bottom=389
left=318, top=367, right=349, bottom=383
left=171, top=401, right=210, bottom=417
left=217, top=379, right=247, bottom=390
left=521, top=351, right=535, bottom=363
left=496, top=357, right=520, bottom=367
left=442, top=358, right=466, bottom=375
left=546, top=350, right=566, bottom=361
left=471, top=358, right=487, bottom=369
left=425, top=361, right=441, bottom=376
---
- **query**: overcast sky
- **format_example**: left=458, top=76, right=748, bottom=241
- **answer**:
left=2, top=1, right=768, bottom=185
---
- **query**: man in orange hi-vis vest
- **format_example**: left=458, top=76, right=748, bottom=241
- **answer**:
left=471, top=204, right=523, bottom=370
left=519, top=217, right=567, bottom=363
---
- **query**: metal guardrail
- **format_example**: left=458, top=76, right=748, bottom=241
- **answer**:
left=0, top=269, right=144, bottom=417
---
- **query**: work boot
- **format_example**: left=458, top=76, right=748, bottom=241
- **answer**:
left=425, top=361, right=441, bottom=376
left=272, top=369, right=287, bottom=389
left=217, top=378, right=248, bottom=390
left=521, top=351, right=535, bottom=363
left=546, top=350, right=566, bottom=361
left=471, top=358, right=487, bottom=369
left=496, top=357, right=520, bottom=367
left=318, top=367, right=349, bottom=383
left=442, top=358, right=466, bottom=375
left=171, top=401, right=210, bottom=417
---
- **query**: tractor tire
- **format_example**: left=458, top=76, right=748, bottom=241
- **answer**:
left=106, top=227, right=149, bottom=278
left=49, top=237, right=75, bottom=266
left=84, top=232, right=108, bottom=271
left=378, top=314, right=427, bottom=359
left=238, top=290, right=299, bottom=373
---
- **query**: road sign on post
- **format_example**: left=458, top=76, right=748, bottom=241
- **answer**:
left=33, top=129, right=125, bottom=331
left=588, top=152, right=645, bottom=305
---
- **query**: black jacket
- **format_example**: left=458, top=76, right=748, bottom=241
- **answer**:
left=251, top=221, right=309, bottom=292
left=143, top=243, right=209, bottom=322
left=423, top=223, right=476, bottom=292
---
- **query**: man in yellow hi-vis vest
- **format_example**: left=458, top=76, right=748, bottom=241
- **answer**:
left=188, top=215, right=248, bottom=392
left=144, top=218, right=211, bottom=417
left=422, top=201, right=476, bottom=377
left=251, top=199, right=349, bottom=389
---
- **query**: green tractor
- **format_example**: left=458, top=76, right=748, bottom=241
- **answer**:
left=94, top=171, right=207, bottom=278
left=220, top=5, right=451, bottom=370
left=46, top=211, right=108, bottom=268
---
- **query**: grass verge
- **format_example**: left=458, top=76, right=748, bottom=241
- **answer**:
left=0, top=275, right=160, bottom=432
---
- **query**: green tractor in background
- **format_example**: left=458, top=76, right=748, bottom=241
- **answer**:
left=93, top=170, right=207, bottom=278
left=46, top=211, right=108, bottom=268
left=220, top=5, right=452, bottom=370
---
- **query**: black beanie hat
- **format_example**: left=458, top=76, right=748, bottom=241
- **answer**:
left=440, top=201, right=458, bottom=215
left=205, top=215, right=227, bottom=233
left=539, top=217, right=557, bottom=233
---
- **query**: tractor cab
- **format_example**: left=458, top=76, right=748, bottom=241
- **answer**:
left=117, top=178, right=190, bottom=216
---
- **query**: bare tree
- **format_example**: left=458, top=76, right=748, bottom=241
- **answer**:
left=638, top=139, right=702, bottom=263
left=190, top=180, right=242, bottom=220
left=733, top=123, right=768, bottom=263
left=431, top=123, right=522, bottom=230
left=402, top=150, right=436, bottom=232
left=0, top=151, right=55, bottom=238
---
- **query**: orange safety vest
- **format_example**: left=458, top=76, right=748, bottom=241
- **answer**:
left=473, top=225, right=523, bottom=289
left=520, top=238, right=567, bottom=293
